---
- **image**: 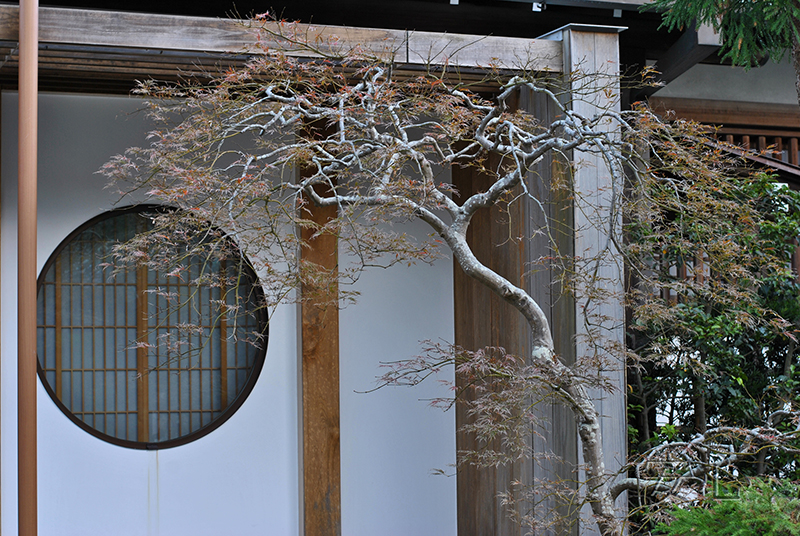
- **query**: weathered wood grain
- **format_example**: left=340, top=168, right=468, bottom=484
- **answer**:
left=520, top=83, right=579, bottom=536
left=406, top=31, right=561, bottom=71
left=300, top=177, right=342, bottom=536
left=563, top=27, right=627, bottom=536
left=453, top=149, right=530, bottom=536
left=0, top=5, right=561, bottom=71
left=452, top=81, right=596, bottom=535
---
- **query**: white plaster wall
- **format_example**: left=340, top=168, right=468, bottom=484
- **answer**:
left=654, top=56, right=797, bottom=104
left=0, top=91, right=458, bottom=536
left=339, top=229, right=457, bottom=536
left=1, top=92, right=300, bottom=536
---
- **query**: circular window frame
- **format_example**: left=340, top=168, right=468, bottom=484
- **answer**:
left=36, top=205, right=269, bottom=450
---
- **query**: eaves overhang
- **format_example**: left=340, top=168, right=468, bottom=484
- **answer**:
left=0, top=4, right=562, bottom=94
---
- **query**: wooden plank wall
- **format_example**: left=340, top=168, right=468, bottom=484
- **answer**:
left=300, top=180, right=342, bottom=536
left=453, top=150, right=530, bottom=536
left=453, top=87, right=577, bottom=536
left=520, top=85, right=579, bottom=536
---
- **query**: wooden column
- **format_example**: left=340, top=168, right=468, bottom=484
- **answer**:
left=560, top=24, right=627, bottom=536
left=0, top=72, right=3, bottom=536
left=521, top=85, right=579, bottom=536
left=300, top=179, right=341, bottom=536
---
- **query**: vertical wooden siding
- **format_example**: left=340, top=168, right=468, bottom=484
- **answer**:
left=453, top=86, right=577, bottom=536
left=563, top=27, right=627, bottom=536
left=453, top=151, right=529, bottom=536
left=521, top=86, right=579, bottom=536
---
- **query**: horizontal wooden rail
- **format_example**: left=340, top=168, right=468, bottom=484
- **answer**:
left=649, top=96, right=800, bottom=172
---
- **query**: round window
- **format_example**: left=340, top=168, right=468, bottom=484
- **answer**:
left=36, top=207, right=267, bottom=449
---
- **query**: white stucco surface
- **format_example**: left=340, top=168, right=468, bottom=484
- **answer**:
left=339, top=228, right=457, bottom=536
left=0, top=91, right=457, bottom=535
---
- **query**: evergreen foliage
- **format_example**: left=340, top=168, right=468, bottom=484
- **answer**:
left=647, top=0, right=800, bottom=68
left=655, top=480, right=800, bottom=536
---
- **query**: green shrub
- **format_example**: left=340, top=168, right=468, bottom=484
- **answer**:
left=655, top=480, right=800, bottom=536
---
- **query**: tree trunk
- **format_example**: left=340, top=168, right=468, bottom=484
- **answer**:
left=693, top=379, right=707, bottom=435
left=792, top=29, right=800, bottom=107
left=629, top=367, right=651, bottom=445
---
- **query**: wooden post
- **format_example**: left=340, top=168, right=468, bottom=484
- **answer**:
left=549, top=23, right=627, bottom=536
left=18, top=0, right=39, bottom=534
left=0, top=80, right=3, bottom=536
left=136, top=265, right=149, bottom=443
left=299, top=177, right=341, bottom=536
left=453, top=86, right=579, bottom=535
left=521, top=85, right=579, bottom=536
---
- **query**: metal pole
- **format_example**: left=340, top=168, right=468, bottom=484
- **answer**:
left=18, top=0, right=38, bottom=534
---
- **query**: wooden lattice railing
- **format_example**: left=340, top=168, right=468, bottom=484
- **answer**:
left=714, top=130, right=800, bottom=165
left=649, top=97, right=800, bottom=168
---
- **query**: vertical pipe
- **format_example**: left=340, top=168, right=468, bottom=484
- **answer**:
left=0, top=75, right=4, bottom=536
left=18, top=0, right=39, bottom=535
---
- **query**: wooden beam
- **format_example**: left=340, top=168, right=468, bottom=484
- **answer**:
left=715, top=126, right=800, bottom=138
left=650, top=97, right=800, bottom=130
left=404, top=31, right=560, bottom=71
left=0, top=5, right=561, bottom=71
left=300, top=178, right=341, bottom=536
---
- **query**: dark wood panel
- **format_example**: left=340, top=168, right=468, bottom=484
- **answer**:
left=453, top=144, right=530, bottom=536
left=520, top=85, right=578, bottom=536
left=300, top=179, right=341, bottom=536
left=453, top=86, right=579, bottom=536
